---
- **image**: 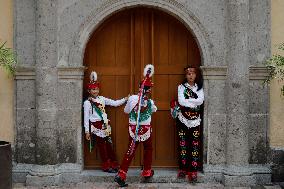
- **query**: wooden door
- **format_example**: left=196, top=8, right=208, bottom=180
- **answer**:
left=83, top=8, right=201, bottom=169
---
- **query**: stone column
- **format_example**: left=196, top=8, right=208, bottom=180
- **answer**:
left=225, top=0, right=250, bottom=184
left=35, top=0, right=58, bottom=164
left=226, top=0, right=250, bottom=165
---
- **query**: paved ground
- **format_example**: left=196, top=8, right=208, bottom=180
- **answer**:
left=12, top=169, right=284, bottom=189
left=13, top=182, right=283, bottom=189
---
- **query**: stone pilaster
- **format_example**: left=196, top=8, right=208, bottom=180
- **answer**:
left=35, top=0, right=59, bottom=164
left=225, top=0, right=250, bottom=165
left=224, top=0, right=250, bottom=185
left=14, top=0, right=37, bottom=164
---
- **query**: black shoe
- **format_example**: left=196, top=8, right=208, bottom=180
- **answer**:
left=177, top=171, right=186, bottom=179
left=112, top=167, right=119, bottom=173
left=114, top=175, right=128, bottom=187
left=189, top=177, right=197, bottom=183
left=107, top=168, right=118, bottom=173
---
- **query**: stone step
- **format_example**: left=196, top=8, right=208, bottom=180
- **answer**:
left=81, top=168, right=209, bottom=183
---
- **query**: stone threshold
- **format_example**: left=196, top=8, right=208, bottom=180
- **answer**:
left=13, top=164, right=271, bottom=186
left=81, top=168, right=206, bottom=183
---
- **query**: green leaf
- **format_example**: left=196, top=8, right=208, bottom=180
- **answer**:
left=264, top=43, right=284, bottom=96
left=0, top=42, right=18, bottom=75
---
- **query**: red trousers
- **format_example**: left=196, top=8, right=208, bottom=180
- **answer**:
left=95, top=135, right=119, bottom=171
left=120, top=135, right=153, bottom=174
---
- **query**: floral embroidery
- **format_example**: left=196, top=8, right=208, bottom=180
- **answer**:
left=129, top=126, right=151, bottom=142
left=184, top=86, right=198, bottom=100
left=178, top=113, right=201, bottom=128
left=192, top=140, right=199, bottom=146
left=180, top=141, right=186, bottom=146
left=178, top=124, right=201, bottom=172
left=129, top=100, right=152, bottom=122
left=192, top=161, right=198, bottom=167
left=178, top=129, right=188, bottom=167
left=192, top=151, right=198, bottom=157
left=193, top=130, right=199, bottom=138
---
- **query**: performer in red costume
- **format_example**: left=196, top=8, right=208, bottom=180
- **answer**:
left=114, top=64, right=157, bottom=187
left=84, top=71, right=128, bottom=173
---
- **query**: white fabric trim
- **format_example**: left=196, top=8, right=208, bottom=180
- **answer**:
left=178, top=112, right=201, bottom=128
left=92, top=125, right=111, bottom=138
left=129, top=127, right=151, bottom=142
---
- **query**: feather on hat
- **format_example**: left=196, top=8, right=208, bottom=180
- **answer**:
left=87, top=71, right=100, bottom=89
left=141, top=64, right=154, bottom=87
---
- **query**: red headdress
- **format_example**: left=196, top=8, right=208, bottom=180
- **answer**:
left=87, top=71, right=100, bottom=89
left=140, top=64, right=154, bottom=88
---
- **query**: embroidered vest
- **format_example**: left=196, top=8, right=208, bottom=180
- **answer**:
left=129, top=100, right=152, bottom=123
left=180, top=85, right=201, bottom=120
left=88, top=97, right=111, bottom=137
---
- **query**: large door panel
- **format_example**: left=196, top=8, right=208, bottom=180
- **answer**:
left=83, top=8, right=201, bottom=169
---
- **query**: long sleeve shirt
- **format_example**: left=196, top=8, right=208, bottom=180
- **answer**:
left=124, top=95, right=157, bottom=125
left=83, top=96, right=126, bottom=134
left=178, top=83, right=204, bottom=108
left=177, top=83, right=204, bottom=128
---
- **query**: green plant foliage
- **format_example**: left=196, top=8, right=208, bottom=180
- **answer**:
left=264, top=43, right=284, bottom=96
left=0, top=42, right=17, bottom=75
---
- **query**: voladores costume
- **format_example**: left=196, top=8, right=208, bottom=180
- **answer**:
left=83, top=71, right=127, bottom=172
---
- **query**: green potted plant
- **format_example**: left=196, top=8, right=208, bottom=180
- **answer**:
left=0, top=42, right=16, bottom=189
left=0, top=42, right=17, bottom=75
left=264, top=43, right=284, bottom=96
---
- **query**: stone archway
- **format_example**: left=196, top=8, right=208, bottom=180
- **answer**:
left=13, top=0, right=272, bottom=186
left=67, top=0, right=213, bottom=168
left=68, top=0, right=213, bottom=67
left=82, top=7, right=203, bottom=169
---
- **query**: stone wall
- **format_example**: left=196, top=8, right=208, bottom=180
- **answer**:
left=13, top=0, right=274, bottom=186
left=14, top=0, right=37, bottom=164
left=0, top=0, right=14, bottom=144
left=270, top=0, right=284, bottom=181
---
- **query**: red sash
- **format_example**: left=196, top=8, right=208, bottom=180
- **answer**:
left=90, top=121, right=104, bottom=129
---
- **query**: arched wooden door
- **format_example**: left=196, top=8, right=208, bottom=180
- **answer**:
left=83, top=8, right=201, bottom=169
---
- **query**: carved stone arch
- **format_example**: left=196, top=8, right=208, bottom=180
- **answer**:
left=68, top=0, right=213, bottom=68
left=65, top=0, right=214, bottom=168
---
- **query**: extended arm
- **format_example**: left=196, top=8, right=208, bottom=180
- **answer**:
left=103, top=96, right=127, bottom=107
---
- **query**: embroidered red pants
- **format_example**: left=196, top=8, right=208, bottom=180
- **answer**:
left=91, top=121, right=118, bottom=171
left=95, top=135, right=119, bottom=171
left=119, top=135, right=153, bottom=174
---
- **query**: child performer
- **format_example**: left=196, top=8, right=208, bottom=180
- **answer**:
left=175, top=65, right=204, bottom=182
left=84, top=71, right=128, bottom=173
left=114, top=64, right=157, bottom=187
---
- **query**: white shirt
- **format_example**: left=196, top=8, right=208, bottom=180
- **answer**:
left=178, top=83, right=204, bottom=108
left=83, top=96, right=126, bottom=133
left=177, top=83, right=204, bottom=128
left=124, top=95, right=157, bottom=125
